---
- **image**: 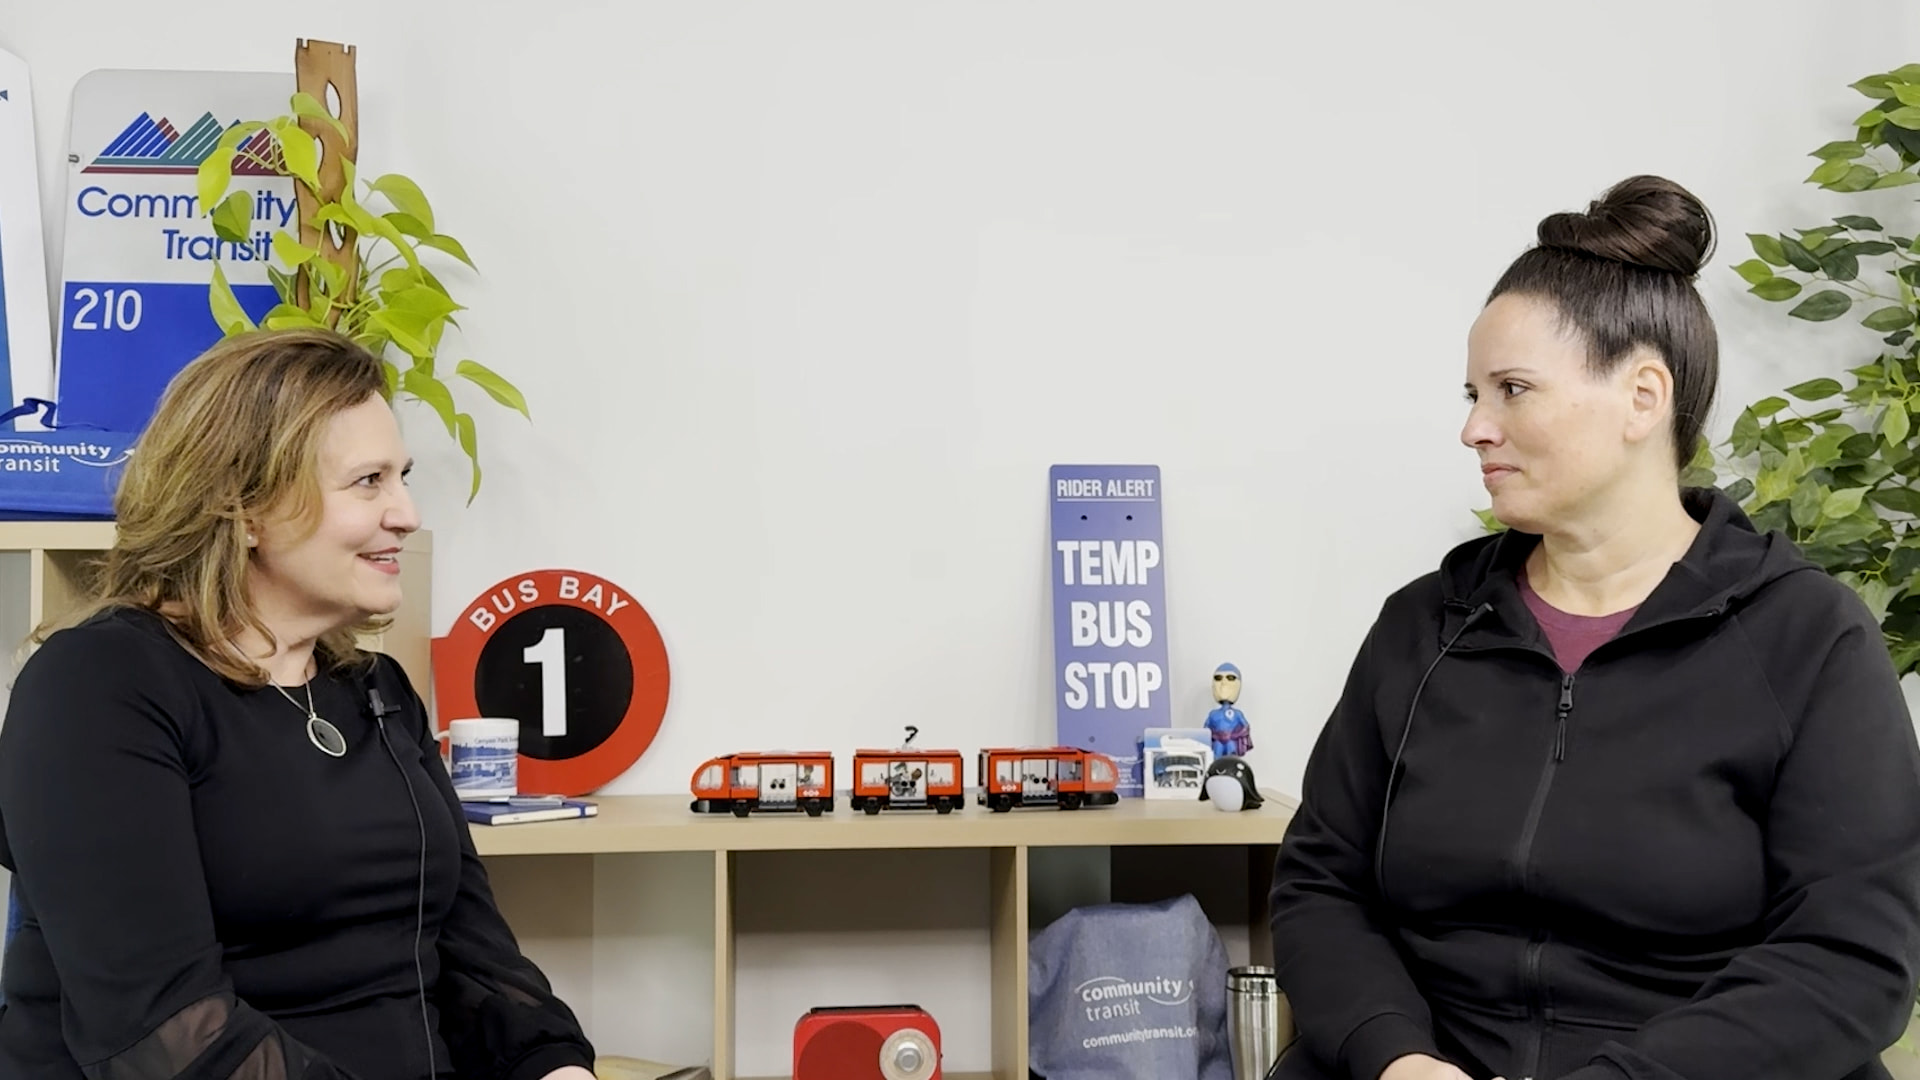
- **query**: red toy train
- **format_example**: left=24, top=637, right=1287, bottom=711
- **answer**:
left=688, top=728, right=1119, bottom=817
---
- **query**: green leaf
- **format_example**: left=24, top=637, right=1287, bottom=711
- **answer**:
left=1835, top=165, right=1881, bottom=193
left=1885, top=402, right=1913, bottom=445
left=1799, top=228, right=1838, bottom=250
left=208, top=262, right=254, bottom=336
left=1751, top=395, right=1791, bottom=418
left=289, top=91, right=351, bottom=141
left=1755, top=451, right=1802, bottom=508
left=1824, top=486, right=1869, bottom=519
left=1888, top=106, right=1920, bottom=130
left=1871, top=171, right=1920, bottom=189
left=209, top=191, right=252, bottom=244
left=455, top=359, right=530, bottom=419
left=1778, top=236, right=1822, bottom=273
left=196, top=153, right=233, bottom=220
left=386, top=283, right=462, bottom=324
left=384, top=212, right=433, bottom=241
left=1751, top=277, right=1803, bottom=301
left=1821, top=250, right=1861, bottom=282
left=271, top=231, right=317, bottom=268
left=1808, top=429, right=1848, bottom=467
left=1837, top=214, right=1886, bottom=231
left=343, top=200, right=419, bottom=269
left=1852, top=74, right=1897, bottom=99
left=1813, top=141, right=1867, bottom=161
left=401, top=368, right=459, bottom=438
left=1845, top=240, right=1896, bottom=256
left=418, top=233, right=476, bottom=270
left=367, top=174, right=435, bottom=234
left=1871, top=487, right=1920, bottom=515
left=1472, top=507, right=1505, bottom=534
left=1810, top=158, right=1854, bottom=186
left=1733, top=259, right=1774, bottom=285
left=273, top=121, right=322, bottom=190
left=1843, top=432, right=1883, bottom=459
left=1790, top=290, right=1853, bottom=322
left=1732, top=409, right=1764, bottom=456
left=1858, top=108, right=1889, bottom=130
left=1723, top=477, right=1755, bottom=505
left=261, top=303, right=321, bottom=330
left=1786, top=377, right=1844, bottom=401
left=380, top=360, right=401, bottom=399
left=1860, top=577, right=1900, bottom=623
left=266, top=264, right=295, bottom=305
left=455, top=412, right=481, bottom=503
left=1749, top=233, right=1790, bottom=267
left=369, top=308, right=434, bottom=361
left=1791, top=479, right=1827, bottom=527
left=1864, top=306, right=1916, bottom=332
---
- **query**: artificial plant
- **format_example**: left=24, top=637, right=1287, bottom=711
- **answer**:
left=193, top=88, right=526, bottom=502
left=1713, top=61, right=1920, bottom=675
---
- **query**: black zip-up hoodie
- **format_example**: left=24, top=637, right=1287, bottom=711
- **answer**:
left=1268, top=487, right=1920, bottom=1080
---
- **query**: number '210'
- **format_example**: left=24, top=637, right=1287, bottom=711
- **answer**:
left=71, top=288, right=143, bottom=331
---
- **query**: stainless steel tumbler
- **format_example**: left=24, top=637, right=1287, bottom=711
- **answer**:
left=1227, top=965, right=1282, bottom=1080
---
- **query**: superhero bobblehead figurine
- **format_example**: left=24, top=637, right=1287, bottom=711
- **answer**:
left=1205, top=662, right=1252, bottom=758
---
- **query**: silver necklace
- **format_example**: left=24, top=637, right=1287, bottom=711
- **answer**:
left=271, top=678, right=348, bottom=757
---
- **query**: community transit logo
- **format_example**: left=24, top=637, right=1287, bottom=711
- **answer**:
left=1073, top=974, right=1199, bottom=1050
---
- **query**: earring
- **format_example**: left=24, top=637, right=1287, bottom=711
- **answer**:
left=246, top=533, right=255, bottom=546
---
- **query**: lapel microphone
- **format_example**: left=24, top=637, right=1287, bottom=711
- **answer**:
left=367, top=671, right=435, bottom=1080
left=1373, top=601, right=1493, bottom=903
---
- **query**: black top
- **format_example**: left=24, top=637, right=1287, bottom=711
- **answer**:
left=0, top=606, right=595, bottom=1080
left=1269, top=487, right=1920, bottom=1080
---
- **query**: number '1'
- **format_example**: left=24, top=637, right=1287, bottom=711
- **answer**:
left=523, top=626, right=568, bottom=738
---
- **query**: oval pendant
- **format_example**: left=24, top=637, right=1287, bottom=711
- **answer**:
left=307, top=716, right=348, bottom=757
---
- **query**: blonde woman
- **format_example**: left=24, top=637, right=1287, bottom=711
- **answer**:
left=0, top=329, right=595, bottom=1080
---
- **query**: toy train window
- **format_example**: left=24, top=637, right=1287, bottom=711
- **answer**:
left=734, top=764, right=758, bottom=787
left=992, top=758, right=1016, bottom=786
left=1060, top=758, right=1082, bottom=782
left=696, top=764, right=723, bottom=789
left=1089, top=757, right=1114, bottom=784
left=926, top=761, right=955, bottom=786
left=797, top=764, right=820, bottom=785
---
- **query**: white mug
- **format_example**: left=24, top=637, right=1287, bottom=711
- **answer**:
left=437, top=717, right=520, bottom=800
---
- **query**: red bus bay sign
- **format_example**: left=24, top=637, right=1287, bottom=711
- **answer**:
left=432, top=569, right=670, bottom=796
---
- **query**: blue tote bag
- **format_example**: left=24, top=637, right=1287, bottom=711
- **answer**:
left=0, top=398, right=134, bottom=520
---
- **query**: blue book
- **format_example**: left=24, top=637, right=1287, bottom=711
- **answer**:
left=462, top=797, right=598, bottom=826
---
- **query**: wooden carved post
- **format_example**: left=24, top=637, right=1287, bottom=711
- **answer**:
left=293, top=39, right=360, bottom=321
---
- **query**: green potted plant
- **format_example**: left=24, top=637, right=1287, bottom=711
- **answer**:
left=1710, top=62, right=1920, bottom=676
left=193, top=88, right=526, bottom=502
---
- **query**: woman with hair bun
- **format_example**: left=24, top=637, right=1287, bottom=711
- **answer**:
left=1267, top=176, right=1920, bottom=1080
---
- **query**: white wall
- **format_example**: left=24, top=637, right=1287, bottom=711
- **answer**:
left=7, top=0, right=1920, bottom=1072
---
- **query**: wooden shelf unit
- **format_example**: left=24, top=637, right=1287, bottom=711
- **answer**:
left=472, top=791, right=1296, bottom=1080
left=0, top=521, right=433, bottom=696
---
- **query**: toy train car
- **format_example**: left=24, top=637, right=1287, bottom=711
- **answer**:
left=689, top=751, right=836, bottom=817
left=687, top=743, right=1121, bottom=816
left=850, top=747, right=966, bottom=814
left=976, top=746, right=1119, bottom=812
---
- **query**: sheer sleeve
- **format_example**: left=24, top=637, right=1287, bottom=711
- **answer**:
left=377, top=657, right=596, bottom=1080
left=0, top=621, right=363, bottom=1080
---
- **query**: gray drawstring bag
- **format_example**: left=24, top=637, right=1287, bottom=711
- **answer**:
left=1028, top=893, right=1233, bottom=1080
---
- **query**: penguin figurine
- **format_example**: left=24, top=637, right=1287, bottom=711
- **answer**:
left=1199, top=755, right=1263, bottom=811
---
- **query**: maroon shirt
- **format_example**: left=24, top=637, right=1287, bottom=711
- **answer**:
left=1519, top=568, right=1638, bottom=673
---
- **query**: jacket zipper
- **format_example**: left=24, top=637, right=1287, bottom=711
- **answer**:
left=1514, top=672, right=1574, bottom=1080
